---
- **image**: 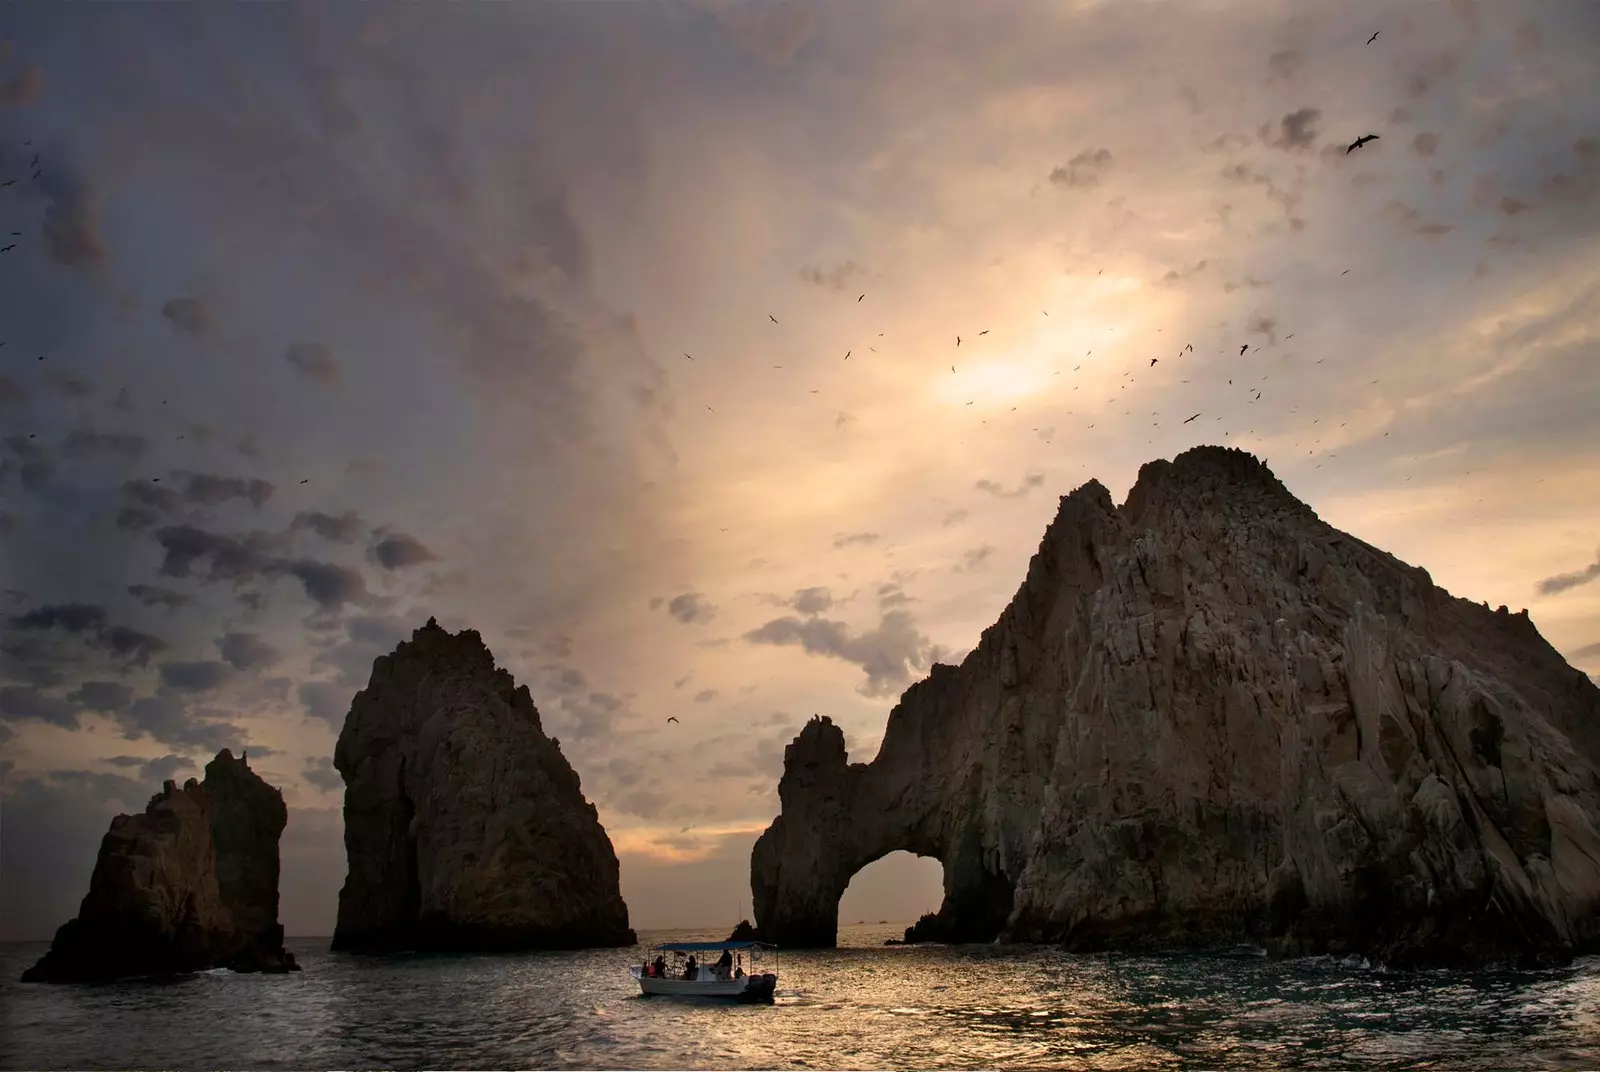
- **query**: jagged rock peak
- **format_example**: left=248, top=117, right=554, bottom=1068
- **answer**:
left=751, top=447, right=1600, bottom=966
left=23, top=749, right=299, bottom=983
left=331, top=617, right=635, bottom=954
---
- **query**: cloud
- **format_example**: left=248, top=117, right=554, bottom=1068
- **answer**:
left=0, top=684, right=80, bottom=728
left=303, top=755, right=342, bottom=793
left=298, top=680, right=349, bottom=726
left=160, top=296, right=214, bottom=337
left=178, top=472, right=275, bottom=508
left=0, top=64, right=42, bottom=108
left=743, top=608, right=946, bottom=698
left=1260, top=107, right=1321, bottom=151
left=140, top=754, right=195, bottom=784
left=0, top=375, right=27, bottom=409
left=284, top=341, right=343, bottom=388
left=1537, top=548, right=1600, bottom=595
left=283, top=560, right=370, bottom=610
left=1246, top=313, right=1279, bottom=343
left=955, top=545, right=994, bottom=572
left=975, top=473, right=1045, bottom=498
left=59, top=429, right=149, bottom=463
left=367, top=532, right=439, bottom=570
left=832, top=531, right=880, bottom=548
left=67, top=680, right=134, bottom=714
left=1049, top=148, right=1113, bottom=189
left=788, top=586, right=833, bottom=616
left=665, top=592, right=717, bottom=624
left=38, top=162, right=106, bottom=270
left=11, top=602, right=108, bottom=633
left=158, top=660, right=234, bottom=692
left=693, top=688, right=719, bottom=704
left=1266, top=50, right=1303, bottom=82
left=292, top=510, right=365, bottom=544
left=941, top=509, right=968, bottom=527
left=126, top=584, right=194, bottom=611
left=1565, top=641, right=1600, bottom=663
left=798, top=261, right=862, bottom=291
left=216, top=631, right=283, bottom=671
left=1413, top=132, right=1440, bottom=156
left=152, top=524, right=281, bottom=582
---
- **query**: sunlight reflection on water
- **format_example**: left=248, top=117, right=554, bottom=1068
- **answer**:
left=2, top=925, right=1598, bottom=1070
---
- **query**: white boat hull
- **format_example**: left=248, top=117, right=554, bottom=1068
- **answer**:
left=630, top=966, right=777, bottom=1001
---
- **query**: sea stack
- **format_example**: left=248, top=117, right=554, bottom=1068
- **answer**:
left=330, top=617, right=635, bottom=952
left=751, top=446, right=1600, bottom=967
left=23, top=749, right=300, bottom=983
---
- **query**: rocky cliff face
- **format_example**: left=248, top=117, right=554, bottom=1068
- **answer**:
left=331, top=617, right=635, bottom=953
left=22, top=750, right=299, bottom=983
left=751, top=446, right=1600, bottom=966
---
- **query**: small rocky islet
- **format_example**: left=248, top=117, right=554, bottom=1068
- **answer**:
left=23, top=446, right=1600, bottom=983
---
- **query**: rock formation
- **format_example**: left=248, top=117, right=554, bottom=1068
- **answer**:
left=751, top=446, right=1600, bottom=967
left=331, top=617, right=635, bottom=953
left=23, top=750, right=300, bottom=983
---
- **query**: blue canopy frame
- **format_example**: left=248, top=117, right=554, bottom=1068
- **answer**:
left=649, top=940, right=773, bottom=952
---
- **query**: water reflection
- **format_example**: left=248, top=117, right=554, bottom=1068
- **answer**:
left=2, top=925, right=1597, bottom=1070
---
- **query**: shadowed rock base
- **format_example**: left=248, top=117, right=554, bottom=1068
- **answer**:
left=752, top=446, right=1600, bottom=968
left=23, top=750, right=301, bottom=983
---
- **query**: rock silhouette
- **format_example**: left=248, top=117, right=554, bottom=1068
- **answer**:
left=751, top=446, right=1600, bottom=967
left=331, top=618, right=635, bottom=953
left=22, top=750, right=299, bottom=983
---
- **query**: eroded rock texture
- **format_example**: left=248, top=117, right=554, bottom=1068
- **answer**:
left=331, top=618, right=635, bottom=953
left=23, top=749, right=299, bottom=983
left=752, top=446, right=1600, bottom=966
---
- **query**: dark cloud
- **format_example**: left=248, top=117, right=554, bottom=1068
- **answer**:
left=292, top=509, right=365, bottom=544
left=1565, top=641, right=1600, bottom=663
left=303, top=756, right=342, bottom=793
left=0, top=64, right=43, bottom=108
left=298, top=680, right=349, bottom=725
left=1049, top=148, right=1113, bottom=189
left=160, top=296, right=214, bottom=337
left=139, top=754, right=196, bottom=784
left=284, top=341, right=343, bottom=388
left=877, top=582, right=913, bottom=608
left=1266, top=50, right=1302, bottom=82
left=743, top=608, right=948, bottom=698
left=1413, top=132, right=1440, bottom=156
left=553, top=688, right=629, bottom=741
left=0, top=684, right=79, bottom=728
left=1260, top=107, right=1320, bottom=151
left=59, top=428, right=149, bottom=463
left=153, top=524, right=281, bottom=582
left=1500, top=196, right=1533, bottom=216
left=100, top=625, right=169, bottom=667
left=1161, top=259, right=1209, bottom=285
left=1537, top=548, right=1600, bottom=595
left=832, top=531, right=880, bottom=548
left=693, top=688, right=719, bottom=704
left=11, top=602, right=108, bottom=633
left=788, top=586, right=833, bottom=616
left=216, top=631, right=283, bottom=671
left=38, top=162, right=107, bottom=270
left=1247, top=313, right=1279, bottom=343
left=0, top=374, right=27, bottom=408
left=975, top=472, right=1045, bottom=498
left=178, top=472, right=275, bottom=508
left=284, top=559, right=370, bottom=610
left=955, top=545, right=994, bottom=572
left=798, top=261, right=862, bottom=291
left=66, top=680, right=133, bottom=714
left=941, top=509, right=968, bottom=527
left=113, top=690, right=242, bottom=754
left=126, top=584, right=194, bottom=611
left=367, top=532, right=439, bottom=570
left=158, top=660, right=234, bottom=692
left=665, top=592, right=717, bottom=624
left=42, top=370, right=93, bottom=399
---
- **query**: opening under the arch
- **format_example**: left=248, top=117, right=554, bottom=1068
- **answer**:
left=838, top=851, right=944, bottom=940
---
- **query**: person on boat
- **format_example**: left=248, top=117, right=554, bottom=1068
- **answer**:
left=684, top=954, right=698, bottom=980
left=715, top=948, right=734, bottom=979
left=652, top=954, right=667, bottom=977
left=735, top=953, right=745, bottom=978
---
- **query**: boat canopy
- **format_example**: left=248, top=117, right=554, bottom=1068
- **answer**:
left=650, top=940, right=773, bottom=952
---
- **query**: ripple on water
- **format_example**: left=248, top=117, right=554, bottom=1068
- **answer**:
left=2, top=931, right=1598, bottom=1070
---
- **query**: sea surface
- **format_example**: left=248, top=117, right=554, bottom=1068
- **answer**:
left=3, top=924, right=1598, bottom=1070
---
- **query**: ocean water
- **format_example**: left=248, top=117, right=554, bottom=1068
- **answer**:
left=3, top=924, right=1598, bottom=1070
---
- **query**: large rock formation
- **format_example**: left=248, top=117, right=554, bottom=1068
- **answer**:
left=331, top=617, right=635, bottom=953
left=751, top=446, right=1600, bottom=967
left=23, top=749, right=300, bottom=983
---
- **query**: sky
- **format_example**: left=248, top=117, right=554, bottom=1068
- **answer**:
left=2, top=0, right=1598, bottom=942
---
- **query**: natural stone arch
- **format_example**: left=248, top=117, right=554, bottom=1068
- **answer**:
left=750, top=713, right=1029, bottom=947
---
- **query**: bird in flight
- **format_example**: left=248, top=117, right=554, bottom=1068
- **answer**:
left=1239, top=344, right=1249, bottom=355
left=768, top=314, right=778, bottom=324
left=956, top=335, right=962, bottom=346
left=979, top=330, right=989, bottom=336
left=1366, top=30, right=1379, bottom=44
left=0, top=244, right=13, bottom=253
left=844, top=350, right=851, bottom=360
left=667, top=716, right=679, bottom=724
left=1150, top=358, right=1157, bottom=367
left=1184, top=413, right=1201, bottom=424
left=683, top=353, right=694, bottom=361
left=857, top=294, right=865, bottom=302
left=299, top=479, right=310, bottom=484
left=1346, top=133, right=1380, bottom=153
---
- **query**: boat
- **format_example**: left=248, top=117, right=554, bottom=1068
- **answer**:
left=630, top=940, right=778, bottom=1002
